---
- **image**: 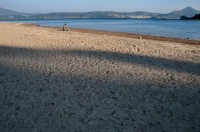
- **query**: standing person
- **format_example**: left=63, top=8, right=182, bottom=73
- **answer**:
left=63, top=23, right=68, bottom=31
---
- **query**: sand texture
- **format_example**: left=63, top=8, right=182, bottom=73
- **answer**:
left=0, top=22, right=200, bottom=131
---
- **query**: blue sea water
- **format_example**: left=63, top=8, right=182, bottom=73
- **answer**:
left=4, top=19, right=200, bottom=40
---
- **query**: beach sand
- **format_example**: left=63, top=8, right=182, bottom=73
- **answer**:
left=0, top=22, right=200, bottom=131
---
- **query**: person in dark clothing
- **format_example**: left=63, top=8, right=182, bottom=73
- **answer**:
left=63, top=23, right=68, bottom=31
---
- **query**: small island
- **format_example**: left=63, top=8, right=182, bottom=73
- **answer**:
left=180, top=13, right=200, bottom=20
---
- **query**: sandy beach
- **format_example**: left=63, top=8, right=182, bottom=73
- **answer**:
left=0, top=22, right=200, bottom=131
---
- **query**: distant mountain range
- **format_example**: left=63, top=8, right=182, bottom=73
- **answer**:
left=0, top=6, right=200, bottom=20
left=0, top=7, right=42, bottom=16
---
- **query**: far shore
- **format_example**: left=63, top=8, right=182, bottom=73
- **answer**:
left=22, top=22, right=200, bottom=45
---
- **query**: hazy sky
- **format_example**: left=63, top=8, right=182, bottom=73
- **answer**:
left=0, top=0, right=200, bottom=13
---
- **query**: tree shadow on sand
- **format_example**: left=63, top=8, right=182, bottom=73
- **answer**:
left=0, top=45, right=200, bottom=131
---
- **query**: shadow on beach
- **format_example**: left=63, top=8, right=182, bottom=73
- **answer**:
left=0, top=45, right=200, bottom=131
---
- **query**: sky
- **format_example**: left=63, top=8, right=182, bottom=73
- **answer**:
left=0, top=0, right=200, bottom=14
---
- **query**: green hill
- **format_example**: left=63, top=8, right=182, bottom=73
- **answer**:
left=165, top=6, right=200, bottom=19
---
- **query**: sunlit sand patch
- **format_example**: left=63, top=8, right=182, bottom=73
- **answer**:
left=25, top=34, right=36, bottom=36
left=35, top=30, right=55, bottom=36
left=15, top=23, right=22, bottom=26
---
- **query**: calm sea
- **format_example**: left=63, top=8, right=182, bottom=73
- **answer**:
left=5, top=19, right=200, bottom=40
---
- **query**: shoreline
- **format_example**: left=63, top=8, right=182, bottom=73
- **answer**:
left=70, top=27, right=200, bottom=45
left=22, top=22, right=200, bottom=45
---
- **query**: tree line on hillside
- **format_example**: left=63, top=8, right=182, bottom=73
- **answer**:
left=180, top=13, right=200, bottom=20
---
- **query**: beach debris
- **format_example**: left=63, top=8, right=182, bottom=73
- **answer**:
left=137, top=47, right=140, bottom=52
left=138, top=36, right=142, bottom=39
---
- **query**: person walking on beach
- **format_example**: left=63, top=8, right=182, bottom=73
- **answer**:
left=63, top=23, right=68, bottom=31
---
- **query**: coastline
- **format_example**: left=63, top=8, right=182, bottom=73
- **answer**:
left=69, top=27, right=200, bottom=45
left=1, top=22, right=200, bottom=131
left=22, top=23, right=200, bottom=45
